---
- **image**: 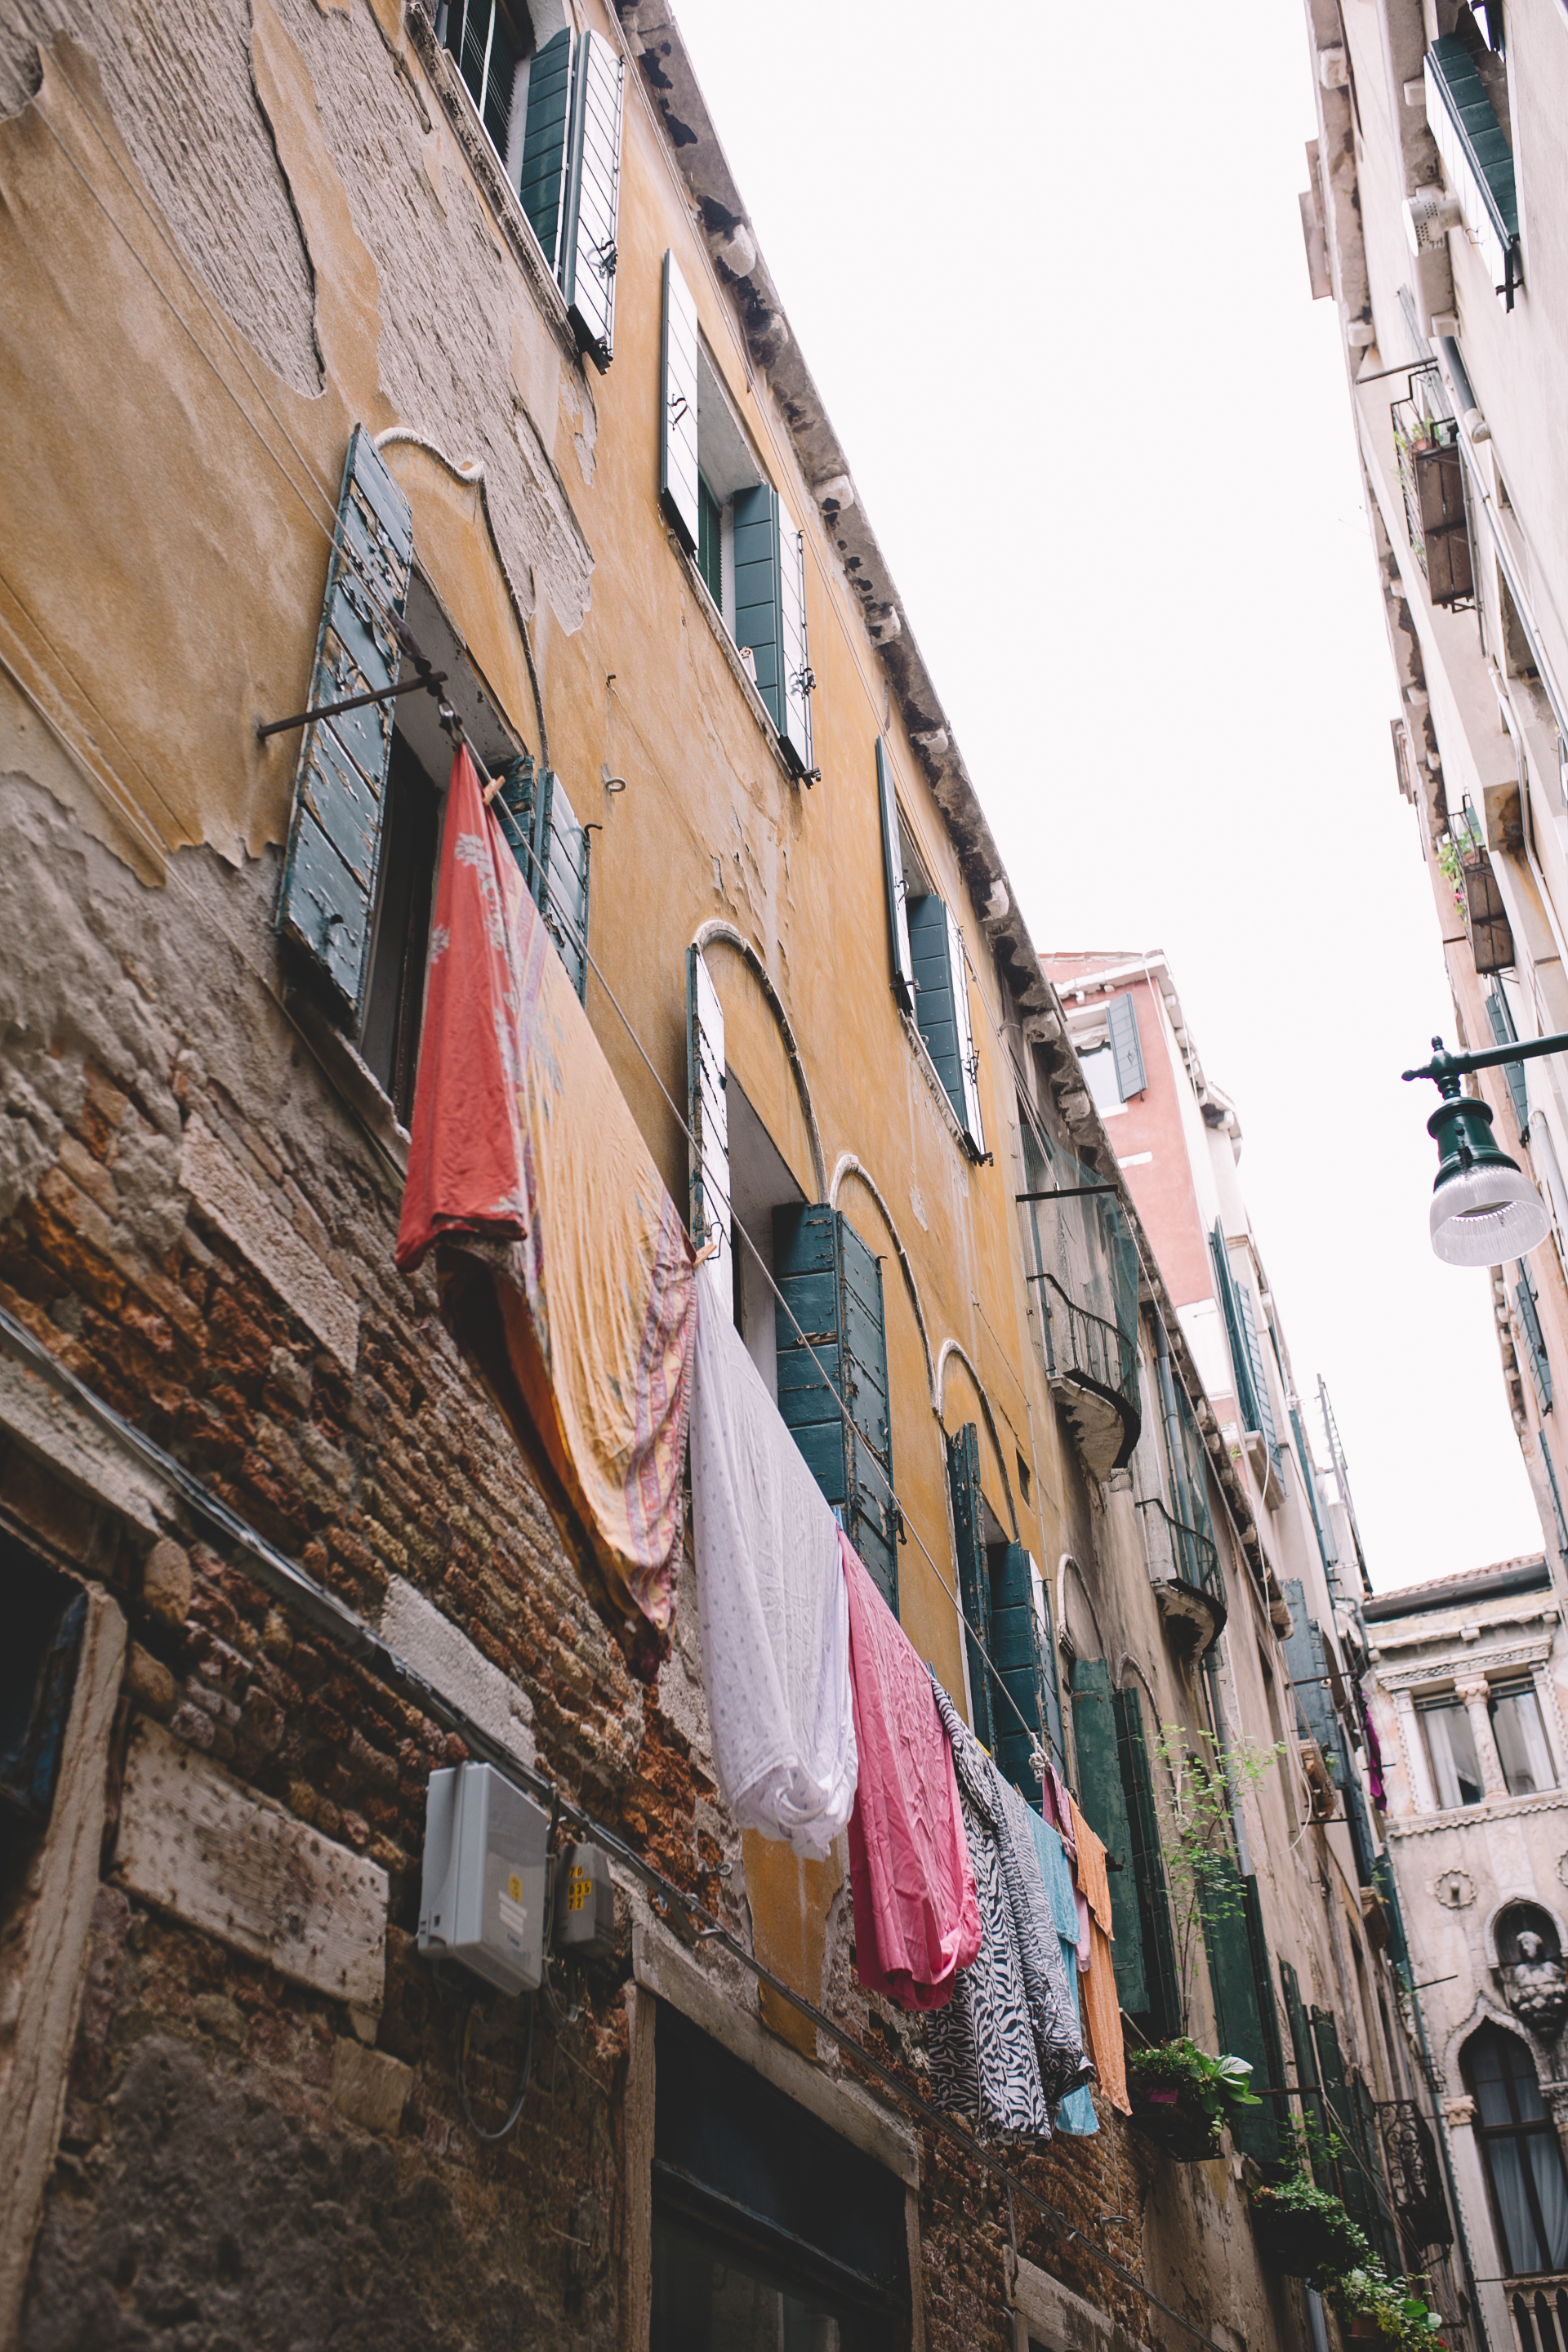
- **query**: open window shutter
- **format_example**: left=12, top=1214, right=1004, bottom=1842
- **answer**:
left=946, top=1424, right=991, bottom=1748
left=1281, top=1960, right=1332, bottom=2184
left=1486, top=985, right=1530, bottom=1135
left=733, top=483, right=783, bottom=720
left=990, top=1542, right=1045, bottom=1802
left=1068, top=1657, right=1146, bottom=2011
left=1311, top=2008, right=1374, bottom=2230
left=1200, top=1860, right=1281, bottom=2162
left=908, top=896, right=960, bottom=1096
left=776, top=501, right=813, bottom=777
left=1236, top=1285, right=1278, bottom=1452
left=774, top=1206, right=897, bottom=1610
left=874, top=740, right=915, bottom=1012
left=559, top=29, right=622, bottom=369
left=1113, top=1686, right=1182, bottom=2040
left=1282, top=1577, right=1339, bottom=1762
left=945, top=905, right=985, bottom=1155
left=1106, top=991, right=1146, bottom=1099
left=1209, top=1223, right=1262, bottom=1432
left=278, top=426, right=412, bottom=1025
left=1030, top=1558, right=1065, bottom=1768
left=494, top=760, right=590, bottom=1002
left=1516, top=1263, right=1552, bottom=1411
left=517, top=27, right=573, bottom=266
left=687, top=947, right=729, bottom=1312
left=660, top=252, right=701, bottom=553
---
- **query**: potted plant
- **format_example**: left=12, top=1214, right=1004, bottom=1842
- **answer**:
left=1126, top=2039, right=1261, bottom=2160
left=1331, top=2267, right=1447, bottom=2348
left=1247, top=2167, right=1373, bottom=2283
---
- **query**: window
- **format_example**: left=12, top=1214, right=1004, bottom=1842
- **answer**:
left=1423, top=33, right=1521, bottom=306
left=870, top=743, right=985, bottom=1156
left=437, top=2, right=624, bottom=367
left=1080, top=1047, right=1124, bottom=1118
left=1491, top=1678, right=1556, bottom=1793
left=776, top=1206, right=896, bottom=1612
left=1074, top=993, right=1146, bottom=1116
left=1420, top=1695, right=1486, bottom=1808
left=1067, top=1660, right=1190, bottom=2060
left=2, top=1541, right=86, bottom=1871
left=1463, top=2025, right=1568, bottom=2278
left=661, top=256, right=813, bottom=775
left=1515, top=1262, right=1552, bottom=1414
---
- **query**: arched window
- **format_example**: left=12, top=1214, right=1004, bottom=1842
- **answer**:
left=1463, top=2025, right=1568, bottom=2278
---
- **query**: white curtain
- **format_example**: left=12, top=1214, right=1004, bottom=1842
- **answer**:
left=1423, top=1701, right=1484, bottom=1809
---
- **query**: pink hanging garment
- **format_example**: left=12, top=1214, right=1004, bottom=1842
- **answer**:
left=842, top=1535, right=980, bottom=2009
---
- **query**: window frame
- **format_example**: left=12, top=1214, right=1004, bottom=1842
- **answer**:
left=1463, top=2025, right=1568, bottom=2279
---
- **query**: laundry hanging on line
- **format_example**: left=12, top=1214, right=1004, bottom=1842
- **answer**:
left=1068, top=1796, right=1129, bottom=2114
left=396, top=744, right=695, bottom=1673
left=1026, top=1810, right=1099, bottom=2137
left=688, top=1287, right=858, bottom=1859
left=841, top=1534, right=979, bottom=2010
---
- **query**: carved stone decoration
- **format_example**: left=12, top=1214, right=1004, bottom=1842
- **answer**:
left=1501, top=1932, right=1568, bottom=2040
left=1435, top=1869, right=1476, bottom=1909
left=1441, top=2094, right=1477, bottom=2128
left=1557, top=1851, right=1568, bottom=1889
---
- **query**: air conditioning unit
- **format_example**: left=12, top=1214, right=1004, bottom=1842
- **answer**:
left=418, top=1762, right=550, bottom=1995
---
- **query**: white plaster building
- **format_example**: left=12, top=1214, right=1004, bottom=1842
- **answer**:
left=1364, top=1555, right=1568, bottom=2351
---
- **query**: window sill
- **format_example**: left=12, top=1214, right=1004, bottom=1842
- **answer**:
left=286, top=991, right=412, bottom=1187
left=403, top=4, right=581, bottom=373
left=669, top=534, right=802, bottom=790
left=1389, top=1785, right=1568, bottom=1835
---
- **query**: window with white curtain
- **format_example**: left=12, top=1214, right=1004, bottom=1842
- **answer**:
left=1464, top=2025, right=1568, bottom=2279
left=1419, top=1695, right=1486, bottom=1808
left=1491, top=1678, right=1557, bottom=1794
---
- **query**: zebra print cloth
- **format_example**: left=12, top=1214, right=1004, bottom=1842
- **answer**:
left=926, top=1680, right=1094, bottom=2138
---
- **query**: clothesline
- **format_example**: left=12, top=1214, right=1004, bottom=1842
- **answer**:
left=464, top=715, right=1068, bottom=1780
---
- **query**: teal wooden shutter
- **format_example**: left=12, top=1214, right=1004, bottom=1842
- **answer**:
left=518, top=27, right=573, bottom=265
left=990, top=1543, right=1045, bottom=1800
left=1311, top=2008, right=1379, bottom=2235
left=733, top=483, right=782, bottom=717
left=1486, top=983, right=1530, bottom=1136
left=908, top=898, right=984, bottom=1155
left=687, top=947, right=729, bottom=1294
left=1209, top=1223, right=1262, bottom=1433
left=776, top=501, right=813, bottom=777
left=1106, top=991, right=1146, bottom=1098
left=278, top=426, right=412, bottom=1025
left=1516, top=1263, right=1552, bottom=1412
left=1290, top=1402, right=1336, bottom=1579
left=1069, top=1658, right=1146, bottom=2011
left=1114, top=1686, right=1182, bottom=2041
left=1425, top=34, right=1521, bottom=302
left=493, top=758, right=590, bottom=1001
left=559, top=29, right=622, bottom=369
left=1236, top=1284, right=1278, bottom=1453
left=1200, top=1861, right=1281, bottom=2161
left=774, top=1206, right=897, bottom=1610
left=1282, top=1578, right=1339, bottom=1763
left=947, top=1424, right=991, bottom=1747
left=1281, top=1959, right=1332, bottom=2183
left=874, top=740, right=915, bottom=1012
left=659, top=252, right=701, bottom=553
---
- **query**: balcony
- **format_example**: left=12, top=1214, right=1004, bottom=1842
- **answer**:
left=1448, top=800, right=1516, bottom=975
left=1138, top=1496, right=1226, bottom=1648
left=1392, top=391, right=1474, bottom=611
left=1036, top=1271, right=1139, bottom=1479
left=1510, top=2277, right=1568, bottom=2352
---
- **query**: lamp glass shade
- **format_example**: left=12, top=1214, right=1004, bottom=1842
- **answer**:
left=1430, top=1160, right=1552, bottom=1266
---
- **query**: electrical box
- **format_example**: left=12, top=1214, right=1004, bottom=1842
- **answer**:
left=554, top=1842, right=616, bottom=1962
left=418, top=1763, right=550, bottom=1995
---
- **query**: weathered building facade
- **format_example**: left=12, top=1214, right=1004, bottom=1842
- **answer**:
left=0, top=2, right=1441, bottom=2347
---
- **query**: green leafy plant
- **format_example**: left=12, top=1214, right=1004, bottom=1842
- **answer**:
left=1127, top=2038, right=1262, bottom=2123
left=1332, top=2266, right=1447, bottom=2347
left=1150, top=1726, right=1286, bottom=2032
left=1436, top=835, right=1470, bottom=931
left=1248, top=2166, right=1374, bottom=2285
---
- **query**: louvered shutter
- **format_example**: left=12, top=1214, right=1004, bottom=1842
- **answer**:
left=776, top=501, right=813, bottom=777
left=1290, top=1403, right=1336, bottom=1577
left=945, top=1424, right=991, bottom=1746
left=1516, top=1263, right=1552, bottom=1414
left=1106, top=991, right=1146, bottom=1099
left=1281, top=1960, right=1332, bottom=2184
left=1311, top=2009, right=1374, bottom=2230
left=659, top=252, right=701, bottom=553
left=990, top=1542, right=1045, bottom=1802
left=1114, top=1686, right=1182, bottom=2040
left=493, top=759, right=590, bottom=1002
left=1200, top=1861, right=1281, bottom=2161
left=1282, top=1578, right=1339, bottom=1762
left=947, top=906, right=986, bottom=1156
left=518, top=27, right=573, bottom=265
left=1069, top=1657, right=1147, bottom=2011
left=774, top=1206, right=897, bottom=1610
left=875, top=740, right=915, bottom=1012
left=559, top=29, right=622, bottom=369
left=733, top=483, right=781, bottom=712
left=1236, top=1284, right=1278, bottom=1453
left=686, top=947, right=729, bottom=1312
left=907, top=898, right=984, bottom=1154
left=1209, top=1223, right=1262, bottom=1432
left=1486, top=984, right=1530, bottom=1135
left=278, top=426, right=412, bottom=1025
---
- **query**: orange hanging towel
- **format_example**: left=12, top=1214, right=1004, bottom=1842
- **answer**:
left=1067, top=1798, right=1129, bottom=2114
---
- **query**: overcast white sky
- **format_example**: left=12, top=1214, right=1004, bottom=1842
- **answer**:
left=669, top=0, right=1545, bottom=1588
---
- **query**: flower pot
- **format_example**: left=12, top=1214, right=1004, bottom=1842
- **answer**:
left=1248, top=2198, right=1364, bottom=2280
left=1129, top=2087, right=1223, bottom=2163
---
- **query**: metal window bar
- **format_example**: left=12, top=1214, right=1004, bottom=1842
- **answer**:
left=1017, top=1129, right=1140, bottom=1423
left=1134, top=1495, right=1223, bottom=1610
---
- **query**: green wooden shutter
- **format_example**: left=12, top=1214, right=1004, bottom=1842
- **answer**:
left=875, top=741, right=915, bottom=1012
left=659, top=252, right=702, bottom=553
left=1106, top=991, right=1146, bottom=1099
left=1312, top=2008, right=1375, bottom=2233
left=1200, top=1860, right=1281, bottom=2162
left=946, top=1423, right=991, bottom=1746
left=518, top=27, right=573, bottom=266
left=1208, top=1223, right=1262, bottom=1434
left=1236, top=1284, right=1278, bottom=1454
left=733, top=483, right=783, bottom=720
left=1069, top=1658, right=1146, bottom=2013
left=908, top=898, right=984, bottom=1155
left=1425, top=35, right=1520, bottom=301
left=990, top=1542, right=1045, bottom=1801
left=278, top=425, right=412, bottom=1025
left=1352, top=2074, right=1403, bottom=2273
left=1114, top=1686, right=1182, bottom=2041
left=1486, top=984, right=1530, bottom=1136
left=774, top=1206, right=897, bottom=1610
left=1282, top=1578, right=1339, bottom=1763
left=493, top=758, right=590, bottom=1001
left=559, top=29, right=622, bottom=369
left=776, top=501, right=813, bottom=777
left=687, top=947, right=729, bottom=1294
left=1515, top=1263, right=1552, bottom=1412
left=1281, top=1959, right=1332, bottom=2184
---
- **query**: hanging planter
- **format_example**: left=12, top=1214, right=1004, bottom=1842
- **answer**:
left=1125, top=2040, right=1259, bottom=2163
left=1248, top=2175, right=1373, bottom=2283
left=1330, top=2265, right=1448, bottom=2347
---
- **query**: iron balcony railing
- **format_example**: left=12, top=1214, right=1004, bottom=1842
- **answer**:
left=1035, top=1271, right=1138, bottom=1409
left=1510, top=2277, right=1568, bottom=2352
left=1391, top=396, right=1475, bottom=612
left=1136, top=1495, right=1223, bottom=1610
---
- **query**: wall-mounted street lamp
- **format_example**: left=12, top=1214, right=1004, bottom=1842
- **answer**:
left=1405, top=1035, right=1561, bottom=1264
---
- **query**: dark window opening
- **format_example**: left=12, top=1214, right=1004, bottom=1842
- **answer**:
left=1464, top=2024, right=1568, bottom=2278
left=1, top=1538, right=87, bottom=1907
left=439, top=0, right=528, bottom=174
left=697, top=473, right=724, bottom=609
left=361, top=731, right=440, bottom=1129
